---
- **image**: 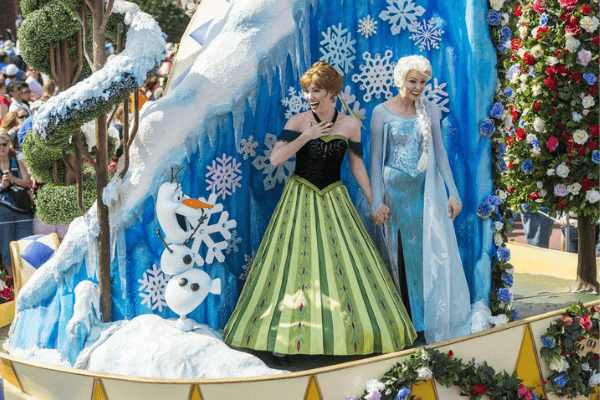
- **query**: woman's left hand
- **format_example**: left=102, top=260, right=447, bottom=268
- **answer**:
left=448, top=197, right=462, bottom=220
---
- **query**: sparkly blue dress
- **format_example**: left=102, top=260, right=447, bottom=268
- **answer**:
left=370, top=101, right=472, bottom=343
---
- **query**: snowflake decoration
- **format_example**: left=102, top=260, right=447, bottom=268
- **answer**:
left=358, top=15, right=378, bottom=38
left=281, top=87, right=309, bottom=119
left=188, top=192, right=237, bottom=265
left=206, top=153, right=242, bottom=199
left=339, top=85, right=366, bottom=117
left=423, top=78, right=450, bottom=113
left=408, top=18, right=445, bottom=52
left=352, top=50, right=396, bottom=103
left=225, top=229, right=242, bottom=254
left=239, top=252, right=255, bottom=280
left=238, top=135, right=259, bottom=160
left=319, top=23, right=357, bottom=74
left=252, top=133, right=295, bottom=190
left=379, top=0, right=426, bottom=35
left=138, top=264, right=170, bottom=312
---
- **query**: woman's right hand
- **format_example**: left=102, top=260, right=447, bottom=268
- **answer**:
left=1, top=172, right=11, bottom=189
left=301, top=120, right=333, bottom=142
left=371, top=204, right=389, bottom=226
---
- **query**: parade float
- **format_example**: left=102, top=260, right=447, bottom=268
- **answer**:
left=1, top=0, right=599, bottom=398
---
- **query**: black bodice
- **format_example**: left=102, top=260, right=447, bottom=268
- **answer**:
left=294, top=136, right=348, bottom=190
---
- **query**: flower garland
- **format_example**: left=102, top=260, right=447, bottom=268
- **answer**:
left=350, top=348, right=542, bottom=400
left=540, top=302, right=600, bottom=398
left=0, top=268, right=14, bottom=304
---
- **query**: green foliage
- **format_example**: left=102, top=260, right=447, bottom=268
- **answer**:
left=128, top=0, right=190, bottom=42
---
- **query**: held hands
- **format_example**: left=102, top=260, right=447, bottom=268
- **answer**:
left=448, top=197, right=462, bottom=221
left=371, top=204, right=389, bottom=226
left=301, top=120, right=333, bottom=142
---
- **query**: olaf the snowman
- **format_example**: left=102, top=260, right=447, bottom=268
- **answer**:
left=156, top=168, right=222, bottom=332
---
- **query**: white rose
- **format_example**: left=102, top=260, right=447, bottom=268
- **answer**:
left=520, top=73, right=528, bottom=83
left=582, top=363, right=590, bottom=372
left=531, top=44, right=543, bottom=58
left=504, top=115, right=514, bottom=131
left=567, top=183, right=581, bottom=196
left=582, top=95, right=595, bottom=109
left=580, top=16, right=599, bottom=34
left=416, top=367, right=433, bottom=381
left=586, top=190, right=600, bottom=204
left=549, top=356, right=569, bottom=373
left=519, top=25, right=528, bottom=39
left=589, top=373, right=600, bottom=387
left=547, top=168, right=555, bottom=176
left=531, top=147, right=541, bottom=156
left=494, top=232, right=503, bottom=246
left=546, top=56, right=559, bottom=66
left=532, top=85, right=542, bottom=96
left=537, top=181, right=544, bottom=189
left=522, top=108, right=530, bottom=117
left=510, top=71, right=520, bottom=84
left=533, top=117, right=545, bottom=133
left=526, top=134, right=537, bottom=143
left=501, top=13, right=509, bottom=26
left=565, top=34, right=580, bottom=52
left=489, top=314, right=509, bottom=327
left=572, top=111, right=583, bottom=122
left=541, top=189, right=547, bottom=197
left=490, top=0, right=505, bottom=11
left=496, top=189, right=507, bottom=200
left=494, top=221, right=504, bottom=232
left=573, top=129, right=589, bottom=145
left=365, top=379, right=385, bottom=394
left=556, top=163, right=570, bottom=178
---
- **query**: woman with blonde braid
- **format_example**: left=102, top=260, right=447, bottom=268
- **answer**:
left=370, top=55, right=472, bottom=344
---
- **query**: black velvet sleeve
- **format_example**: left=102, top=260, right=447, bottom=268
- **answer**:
left=348, top=139, right=363, bottom=158
left=277, top=129, right=302, bottom=143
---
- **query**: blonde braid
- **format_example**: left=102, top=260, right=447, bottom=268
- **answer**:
left=416, top=97, right=431, bottom=172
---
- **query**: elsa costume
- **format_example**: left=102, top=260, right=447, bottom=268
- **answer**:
left=370, top=100, right=471, bottom=344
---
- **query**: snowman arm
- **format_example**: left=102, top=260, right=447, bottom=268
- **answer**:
left=210, top=278, right=221, bottom=295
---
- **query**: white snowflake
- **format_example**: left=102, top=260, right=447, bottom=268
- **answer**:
left=238, top=135, right=259, bottom=160
left=252, top=133, right=295, bottom=190
left=358, top=15, right=378, bottom=38
left=225, top=229, right=242, bottom=254
left=205, top=153, right=242, bottom=199
left=408, top=18, right=445, bottom=52
left=138, top=264, right=170, bottom=312
left=379, top=0, right=426, bottom=35
left=319, top=23, right=357, bottom=75
left=423, top=78, right=450, bottom=113
left=351, top=50, right=397, bottom=103
left=339, top=85, right=366, bottom=117
left=188, top=193, right=237, bottom=265
left=239, top=252, right=255, bottom=280
left=281, top=87, right=309, bottom=119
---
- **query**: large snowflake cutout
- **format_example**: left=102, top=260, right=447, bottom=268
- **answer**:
left=206, top=153, right=242, bottom=199
left=379, top=0, right=426, bottom=35
left=408, top=18, right=445, bottom=52
left=239, top=252, right=255, bottom=280
left=358, top=15, right=378, bottom=38
left=225, top=229, right=242, bottom=254
left=319, top=23, right=356, bottom=75
left=423, top=78, right=450, bottom=113
left=281, top=87, right=309, bottom=119
left=238, top=135, right=259, bottom=160
left=252, top=133, right=295, bottom=190
left=352, top=50, right=396, bottom=103
left=138, top=264, right=170, bottom=312
left=188, top=192, right=237, bottom=265
left=339, top=85, right=366, bottom=117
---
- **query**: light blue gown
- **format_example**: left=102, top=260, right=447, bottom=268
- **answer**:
left=370, top=101, right=472, bottom=343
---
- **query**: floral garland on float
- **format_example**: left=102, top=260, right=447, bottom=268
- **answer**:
left=540, top=302, right=600, bottom=398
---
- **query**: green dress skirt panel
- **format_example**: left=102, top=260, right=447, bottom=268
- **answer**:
left=224, top=175, right=416, bottom=355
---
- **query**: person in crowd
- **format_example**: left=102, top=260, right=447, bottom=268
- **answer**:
left=0, top=132, right=33, bottom=275
left=224, top=61, right=416, bottom=358
left=0, top=51, right=10, bottom=74
left=19, top=83, right=31, bottom=108
left=0, top=80, right=10, bottom=123
left=369, top=55, right=472, bottom=344
left=7, top=82, right=30, bottom=116
left=39, top=80, right=56, bottom=102
left=4, top=64, right=20, bottom=87
left=25, top=67, right=43, bottom=100
left=1, top=110, right=26, bottom=151
left=17, top=100, right=43, bottom=147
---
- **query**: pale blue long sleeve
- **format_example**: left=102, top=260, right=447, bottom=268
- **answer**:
left=370, top=104, right=385, bottom=214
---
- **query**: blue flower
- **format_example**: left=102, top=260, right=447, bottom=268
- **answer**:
left=533, top=394, right=538, bottom=400
left=477, top=202, right=492, bottom=218
left=554, top=373, right=568, bottom=388
left=529, top=66, right=536, bottom=77
left=497, top=142, right=506, bottom=156
left=506, top=65, right=519, bottom=80
left=531, top=139, right=539, bottom=148
left=497, top=43, right=507, bottom=53
left=395, top=387, right=411, bottom=400
left=489, top=103, right=505, bottom=119
left=497, top=158, right=507, bottom=172
left=486, top=195, right=503, bottom=206
left=498, top=287, right=512, bottom=303
left=521, top=158, right=533, bottom=175
left=513, top=308, right=519, bottom=320
left=521, top=203, right=529, bottom=212
left=584, top=73, right=597, bottom=85
left=495, top=212, right=503, bottom=222
left=508, top=220, right=514, bottom=228
left=480, top=119, right=496, bottom=136
left=500, top=27, right=511, bottom=41
left=503, top=88, right=514, bottom=98
left=486, top=10, right=501, bottom=26
left=501, top=272, right=513, bottom=287
left=539, top=13, right=548, bottom=26
left=541, top=336, right=556, bottom=349
left=497, top=247, right=511, bottom=262
left=518, top=118, right=525, bottom=128
left=592, top=150, right=600, bottom=164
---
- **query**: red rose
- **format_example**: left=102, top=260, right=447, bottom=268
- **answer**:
left=549, top=108, right=558, bottom=115
left=558, top=198, right=569, bottom=209
left=554, top=49, right=564, bottom=58
left=557, top=121, right=564, bottom=129
left=530, top=192, right=541, bottom=200
left=514, top=4, right=522, bottom=16
left=472, top=384, right=488, bottom=395
left=509, top=186, right=515, bottom=193
left=578, top=145, right=586, bottom=158
left=581, top=4, right=594, bottom=14
left=533, top=0, right=546, bottom=13
left=523, top=53, right=536, bottom=66
left=545, top=65, right=557, bottom=77
left=556, top=64, right=569, bottom=77
left=554, top=93, right=559, bottom=101
left=592, top=306, right=597, bottom=312
left=536, top=27, right=549, bottom=39
left=587, top=141, right=598, bottom=151
left=511, top=38, right=523, bottom=51
left=582, top=178, right=598, bottom=192
left=506, top=136, right=513, bottom=146
left=533, top=101, right=541, bottom=113
left=590, top=84, right=598, bottom=97
left=559, top=0, right=578, bottom=10
left=511, top=106, right=519, bottom=121
left=516, top=128, right=527, bottom=141
left=507, top=162, right=514, bottom=170
left=570, top=72, right=582, bottom=83
left=545, top=76, right=559, bottom=90
left=594, top=36, right=600, bottom=47
left=566, top=23, right=582, bottom=36
left=562, top=132, right=573, bottom=143
left=447, top=350, right=454, bottom=359
left=547, top=136, right=559, bottom=152
left=590, top=124, right=599, bottom=137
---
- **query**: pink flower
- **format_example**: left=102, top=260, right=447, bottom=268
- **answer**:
left=578, top=49, right=592, bottom=66
left=547, top=136, right=559, bottom=152
left=559, top=0, right=578, bottom=10
left=578, top=315, right=592, bottom=331
left=518, top=384, right=533, bottom=400
left=554, top=184, right=568, bottom=197
left=562, top=315, right=573, bottom=325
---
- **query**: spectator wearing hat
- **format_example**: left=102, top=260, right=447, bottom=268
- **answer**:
left=7, top=82, right=30, bottom=116
left=3, top=41, right=15, bottom=61
left=4, top=64, right=20, bottom=87
left=25, top=68, right=43, bottom=100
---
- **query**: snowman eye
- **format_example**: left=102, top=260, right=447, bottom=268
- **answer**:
left=190, top=283, right=199, bottom=292
left=183, top=255, right=192, bottom=264
left=179, top=278, right=188, bottom=287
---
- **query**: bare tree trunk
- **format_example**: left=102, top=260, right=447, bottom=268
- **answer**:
left=571, top=214, right=599, bottom=293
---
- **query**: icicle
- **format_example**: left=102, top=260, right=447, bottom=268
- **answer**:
left=117, top=230, right=128, bottom=299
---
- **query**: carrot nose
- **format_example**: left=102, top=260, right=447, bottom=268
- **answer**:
left=183, top=198, right=213, bottom=209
